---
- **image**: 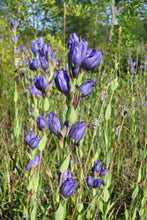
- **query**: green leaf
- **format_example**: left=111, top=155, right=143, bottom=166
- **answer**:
left=86, top=210, right=91, bottom=220
left=99, top=200, right=104, bottom=214
left=60, top=154, right=70, bottom=173
left=104, top=129, right=109, bottom=146
left=56, top=187, right=60, bottom=203
left=54, top=202, right=65, bottom=220
left=111, top=79, right=118, bottom=91
left=139, top=208, right=144, bottom=217
left=137, top=168, right=142, bottom=183
left=103, top=187, right=110, bottom=202
left=106, top=173, right=112, bottom=188
left=33, top=173, right=39, bottom=193
left=66, top=105, right=77, bottom=125
left=77, top=203, right=83, bottom=213
left=77, top=215, right=83, bottom=220
left=33, top=106, right=39, bottom=118
left=125, top=208, right=129, bottom=220
left=132, top=208, right=137, bottom=220
left=27, top=152, right=34, bottom=160
left=94, top=151, right=99, bottom=161
left=43, top=97, right=50, bottom=112
left=27, top=172, right=38, bottom=192
left=132, top=186, right=139, bottom=200
left=38, top=134, right=47, bottom=151
left=27, top=177, right=34, bottom=191
left=23, top=206, right=28, bottom=219
left=31, top=206, right=37, bottom=220
left=105, top=105, right=111, bottom=120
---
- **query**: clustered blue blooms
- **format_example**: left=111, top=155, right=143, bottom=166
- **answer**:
left=10, top=20, right=19, bottom=28
left=10, top=20, right=19, bottom=52
left=11, top=36, right=19, bottom=42
left=24, top=31, right=106, bottom=200
left=52, top=33, right=102, bottom=101
left=29, top=85, right=42, bottom=97
left=25, top=131, right=40, bottom=150
left=29, top=57, right=40, bottom=71
left=53, top=70, right=70, bottom=95
left=58, top=169, right=77, bottom=198
left=29, top=37, right=57, bottom=73
left=129, top=61, right=136, bottom=74
left=29, top=75, right=49, bottom=97
left=67, top=33, right=102, bottom=78
left=26, top=155, right=40, bottom=171
left=142, top=94, right=147, bottom=107
left=86, top=161, right=108, bottom=188
left=21, top=45, right=26, bottom=52
left=46, top=112, right=86, bottom=143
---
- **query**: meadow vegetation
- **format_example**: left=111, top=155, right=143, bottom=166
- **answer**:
left=0, top=0, right=147, bottom=219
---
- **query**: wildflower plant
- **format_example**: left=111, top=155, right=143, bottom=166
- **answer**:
left=20, top=31, right=110, bottom=219
left=10, top=26, right=119, bottom=219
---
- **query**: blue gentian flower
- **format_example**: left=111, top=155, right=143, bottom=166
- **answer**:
left=60, top=178, right=77, bottom=198
left=78, top=79, right=96, bottom=98
left=26, top=155, right=40, bottom=171
left=69, top=122, right=86, bottom=142
left=36, top=115, right=46, bottom=129
left=25, top=131, right=35, bottom=145
left=35, top=74, right=48, bottom=91
left=86, top=176, right=94, bottom=187
left=46, top=112, right=62, bottom=135
left=93, top=179, right=103, bottom=188
left=53, top=70, right=70, bottom=95
left=29, top=137, right=41, bottom=149
left=82, top=49, right=102, bottom=71
left=58, top=169, right=71, bottom=185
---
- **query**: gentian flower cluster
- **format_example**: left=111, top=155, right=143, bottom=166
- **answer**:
left=24, top=32, right=105, bottom=206
left=86, top=161, right=108, bottom=188
left=21, top=45, right=26, bottom=52
left=29, top=37, right=57, bottom=72
left=10, top=20, right=19, bottom=28
left=11, top=36, right=18, bottom=42
left=29, top=74, right=48, bottom=97
left=142, top=94, right=147, bottom=107
left=46, top=112, right=86, bottom=145
left=10, top=20, right=19, bottom=50
left=29, top=85, right=42, bottom=97
left=140, top=65, right=146, bottom=71
left=26, top=155, right=40, bottom=171
left=67, top=33, right=102, bottom=78
left=29, top=57, right=40, bottom=71
left=25, top=131, right=40, bottom=150
left=129, top=61, right=136, bottom=74
left=58, top=169, right=77, bottom=198
left=52, top=33, right=100, bottom=103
